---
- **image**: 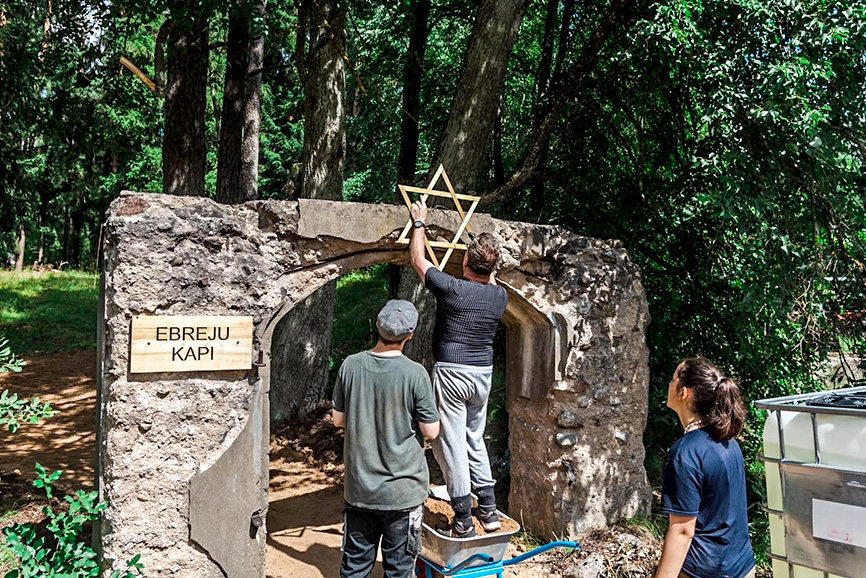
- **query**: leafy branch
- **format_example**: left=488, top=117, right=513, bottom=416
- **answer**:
left=0, top=390, right=57, bottom=434
left=0, top=337, right=25, bottom=374
left=3, top=465, right=144, bottom=578
left=0, top=336, right=56, bottom=434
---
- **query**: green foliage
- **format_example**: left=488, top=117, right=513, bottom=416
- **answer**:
left=458, top=0, right=866, bottom=562
left=0, top=0, right=164, bottom=268
left=0, top=272, right=99, bottom=354
left=0, top=336, right=56, bottom=434
left=625, top=514, right=667, bottom=541
left=342, top=0, right=476, bottom=199
left=0, top=337, right=25, bottom=374
left=2, top=465, right=143, bottom=578
left=631, top=0, right=866, bottom=455
left=744, top=432, right=771, bottom=566
left=2, top=0, right=865, bottom=570
left=0, top=341, right=140, bottom=577
left=511, top=530, right=545, bottom=551
left=256, top=0, right=304, bottom=200
left=0, top=390, right=56, bottom=435
left=330, top=264, right=392, bottom=385
left=487, top=325, right=508, bottom=427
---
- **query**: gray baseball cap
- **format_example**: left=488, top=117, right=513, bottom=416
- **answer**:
left=376, top=299, right=418, bottom=341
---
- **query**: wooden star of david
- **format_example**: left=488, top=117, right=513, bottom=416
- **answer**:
left=396, top=165, right=480, bottom=271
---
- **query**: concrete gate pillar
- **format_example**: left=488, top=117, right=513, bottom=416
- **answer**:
left=98, top=193, right=650, bottom=576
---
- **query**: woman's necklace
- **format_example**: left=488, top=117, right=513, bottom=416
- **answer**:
left=683, top=418, right=703, bottom=435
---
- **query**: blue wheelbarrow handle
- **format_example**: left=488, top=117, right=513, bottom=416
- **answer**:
left=502, top=541, right=580, bottom=567
left=440, top=553, right=496, bottom=575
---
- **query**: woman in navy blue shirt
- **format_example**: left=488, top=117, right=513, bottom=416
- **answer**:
left=656, top=358, right=755, bottom=578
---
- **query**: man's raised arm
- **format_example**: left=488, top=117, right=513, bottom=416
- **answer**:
left=410, top=199, right=434, bottom=282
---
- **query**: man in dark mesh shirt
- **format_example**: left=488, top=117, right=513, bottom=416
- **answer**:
left=409, top=198, right=508, bottom=538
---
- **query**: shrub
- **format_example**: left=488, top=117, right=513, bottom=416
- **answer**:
left=2, top=465, right=143, bottom=578
left=0, top=338, right=143, bottom=577
left=0, top=337, right=25, bottom=374
left=0, top=336, right=56, bottom=434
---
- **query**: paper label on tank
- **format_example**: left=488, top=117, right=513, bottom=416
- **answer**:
left=812, top=499, right=866, bottom=548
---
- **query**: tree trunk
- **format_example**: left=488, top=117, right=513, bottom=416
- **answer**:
left=391, top=0, right=432, bottom=297
left=62, top=204, right=70, bottom=264
left=483, top=0, right=636, bottom=206
left=239, top=0, right=266, bottom=200
left=528, top=0, right=560, bottom=217
left=493, top=103, right=504, bottom=187
left=270, top=0, right=345, bottom=425
left=554, top=0, right=575, bottom=80
left=162, top=3, right=209, bottom=196
left=396, top=0, right=431, bottom=190
left=69, top=191, right=84, bottom=269
left=269, top=284, right=337, bottom=424
left=401, top=0, right=532, bottom=369
left=37, top=188, right=50, bottom=265
left=535, top=0, right=558, bottom=107
left=15, top=222, right=24, bottom=272
left=215, top=1, right=249, bottom=204
left=431, top=0, right=532, bottom=194
left=300, top=0, right=346, bottom=199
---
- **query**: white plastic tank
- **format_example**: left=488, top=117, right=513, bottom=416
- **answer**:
left=760, top=388, right=866, bottom=578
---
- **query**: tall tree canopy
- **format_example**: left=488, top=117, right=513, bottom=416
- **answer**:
left=2, top=2, right=865, bottom=546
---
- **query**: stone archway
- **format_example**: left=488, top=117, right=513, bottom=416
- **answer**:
left=98, top=192, right=651, bottom=576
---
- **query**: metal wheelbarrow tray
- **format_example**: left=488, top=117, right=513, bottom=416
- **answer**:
left=420, top=486, right=520, bottom=571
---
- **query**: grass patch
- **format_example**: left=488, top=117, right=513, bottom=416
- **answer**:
left=0, top=502, right=23, bottom=524
left=0, top=548, right=17, bottom=576
left=329, top=264, right=392, bottom=385
left=511, top=529, right=546, bottom=550
left=625, top=513, right=666, bottom=540
left=0, top=271, right=99, bottom=354
left=488, top=324, right=508, bottom=426
left=0, top=487, right=30, bottom=575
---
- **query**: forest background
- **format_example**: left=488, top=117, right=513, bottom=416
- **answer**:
left=1, top=0, right=865, bottom=559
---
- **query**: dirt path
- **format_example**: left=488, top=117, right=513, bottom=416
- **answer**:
left=0, top=350, right=98, bottom=490
left=1, top=351, right=572, bottom=577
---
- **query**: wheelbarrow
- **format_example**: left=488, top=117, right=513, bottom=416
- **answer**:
left=416, top=486, right=578, bottom=577
left=414, top=540, right=580, bottom=578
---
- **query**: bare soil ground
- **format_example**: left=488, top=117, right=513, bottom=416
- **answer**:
left=1, top=351, right=662, bottom=577
left=0, top=350, right=98, bottom=490
left=423, top=495, right=520, bottom=535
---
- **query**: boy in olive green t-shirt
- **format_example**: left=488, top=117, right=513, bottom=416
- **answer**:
left=332, top=299, right=440, bottom=578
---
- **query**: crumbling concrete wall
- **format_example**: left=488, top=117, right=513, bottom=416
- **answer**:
left=99, top=192, right=650, bottom=576
left=497, top=232, right=652, bottom=538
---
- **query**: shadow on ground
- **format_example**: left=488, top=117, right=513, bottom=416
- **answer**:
left=0, top=350, right=97, bottom=490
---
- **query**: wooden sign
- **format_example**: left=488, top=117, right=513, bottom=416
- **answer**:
left=130, top=316, right=254, bottom=373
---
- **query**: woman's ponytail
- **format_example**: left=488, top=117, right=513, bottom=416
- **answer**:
left=706, top=377, right=746, bottom=441
left=677, top=358, right=747, bottom=441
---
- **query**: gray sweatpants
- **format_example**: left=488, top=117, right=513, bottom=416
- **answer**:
left=431, top=362, right=495, bottom=499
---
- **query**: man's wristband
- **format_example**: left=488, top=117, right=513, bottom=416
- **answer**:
left=413, top=220, right=426, bottom=229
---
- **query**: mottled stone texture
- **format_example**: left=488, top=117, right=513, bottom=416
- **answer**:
left=497, top=230, right=653, bottom=539
left=100, top=192, right=650, bottom=576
